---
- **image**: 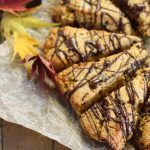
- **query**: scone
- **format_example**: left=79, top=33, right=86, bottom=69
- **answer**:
left=53, top=0, right=134, bottom=34
left=80, top=70, right=150, bottom=150
left=134, top=97, right=150, bottom=149
left=56, top=44, right=148, bottom=115
left=44, top=26, right=142, bottom=72
left=112, top=0, right=150, bottom=36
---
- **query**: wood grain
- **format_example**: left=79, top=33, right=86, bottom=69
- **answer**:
left=54, top=141, right=70, bottom=150
left=0, top=119, right=3, bottom=150
left=0, top=119, right=70, bottom=150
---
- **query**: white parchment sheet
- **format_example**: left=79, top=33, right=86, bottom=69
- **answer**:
left=0, top=0, right=149, bottom=149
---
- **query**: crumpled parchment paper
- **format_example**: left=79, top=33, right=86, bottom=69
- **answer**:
left=0, top=0, right=148, bottom=150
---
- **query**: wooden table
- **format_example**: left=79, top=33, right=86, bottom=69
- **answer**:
left=0, top=119, right=70, bottom=150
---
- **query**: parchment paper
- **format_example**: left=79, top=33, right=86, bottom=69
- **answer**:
left=0, top=0, right=148, bottom=150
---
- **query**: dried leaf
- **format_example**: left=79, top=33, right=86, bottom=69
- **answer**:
left=0, top=8, right=60, bottom=80
left=0, top=0, right=32, bottom=14
left=0, top=12, right=60, bottom=69
left=24, top=55, right=57, bottom=87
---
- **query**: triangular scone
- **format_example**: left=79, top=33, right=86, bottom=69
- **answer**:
left=56, top=44, right=148, bottom=115
left=112, top=0, right=150, bottom=36
left=80, top=70, right=150, bottom=150
left=134, top=96, right=150, bottom=149
left=53, top=0, right=134, bottom=34
left=44, top=26, right=141, bottom=72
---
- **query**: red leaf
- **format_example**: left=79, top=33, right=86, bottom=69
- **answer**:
left=38, top=64, right=45, bottom=87
left=0, top=0, right=33, bottom=13
left=30, top=60, right=37, bottom=81
left=24, top=55, right=57, bottom=87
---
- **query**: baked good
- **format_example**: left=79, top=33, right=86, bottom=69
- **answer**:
left=53, top=0, right=134, bottom=34
left=80, top=70, right=150, bottom=150
left=112, top=0, right=150, bottom=36
left=134, top=96, right=150, bottom=149
left=56, top=44, right=148, bottom=115
left=44, top=26, right=141, bottom=72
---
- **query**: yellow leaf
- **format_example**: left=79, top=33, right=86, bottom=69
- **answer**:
left=1, top=13, right=29, bottom=40
left=13, top=32, right=39, bottom=61
left=13, top=32, right=39, bottom=73
left=1, top=12, right=60, bottom=41
left=1, top=11, right=60, bottom=73
left=15, top=16, right=60, bottom=29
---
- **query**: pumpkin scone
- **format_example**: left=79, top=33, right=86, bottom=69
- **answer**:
left=112, top=0, right=150, bottom=36
left=134, top=96, right=150, bottom=150
left=56, top=44, right=149, bottom=115
left=53, top=0, right=134, bottom=34
left=80, top=70, right=150, bottom=150
left=44, top=26, right=142, bottom=72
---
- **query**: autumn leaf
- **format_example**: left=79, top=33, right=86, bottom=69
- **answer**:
left=24, top=55, right=57, bottom=87
left=1, top=13, right=59, bottom=41
left=13, top=32, right=39, bottom=60
left=0, top=11, right=60, bottom=72
left=0, top=0, right=33, bottom=14
left=0, top=4, right=60, bottom=82
left=13, top=32, right=39, bottom=72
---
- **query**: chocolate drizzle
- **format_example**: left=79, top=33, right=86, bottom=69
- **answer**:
left=85, top=41, right=103, bottom=56
left=117, top=0, right=145, bottom=18
left=59, top=0, right=132, bottom=33
left=110, top=33, right=122, bottom=51
left=59, top=30, right=86, bottom=61
left=52, top=29, right=85, bottom=68
left=143, top=102, right=150, bottom=114
left=89, top=60, right=111, bottom=89
left=63, top=48, right=147, bottom=102
left=50, top=26, right=139, bottom=71
left=89, top=79, right=101, bottom=89
left=81, top=73, right=150, bottom=146
left=132, top=5, right=145, bottom=18
left=126, top=82, right=137, bottom=105
left=114, top=0, right=150, bottom=35
left=100, top=11, right=124, bottom=33
left=55, top=0, right=150, bottom=35
left=61, top=0, right=70, bottom=4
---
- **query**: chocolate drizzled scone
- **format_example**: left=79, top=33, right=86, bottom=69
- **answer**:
left=53, top=0, right=134, bottom=34
left=56, top=44, right=148, bottom=115
left=80, top=70, right=150, bottom=150
left=134, top=96, right=150, bottom=149
left=44, top=26, right=141, bottom=72
left=112, top=0, right=150, bottom=36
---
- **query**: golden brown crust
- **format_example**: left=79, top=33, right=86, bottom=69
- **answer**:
left=80, top=108, right=126, bottom=150
left=53, top=0, right=150, bottom=36
left=53, top=5, right=75, bottom=26
left=56, top=44, right=148, bottom=115
left=44, top=26, right=142, bottom=72
left=52, top=0, right=134, bottom=34
left=134, top=97, right=150, bottom=150
left=137, top=116, right=150, bottom=149
left=112, top=0, right=150, bottom=36
left=80, top=72, right=150, bottom=150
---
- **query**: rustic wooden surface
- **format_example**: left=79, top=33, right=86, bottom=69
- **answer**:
left=0, top=119, right=70, bottom=150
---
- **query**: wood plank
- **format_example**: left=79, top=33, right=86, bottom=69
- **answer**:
left=0, top=119, right=3, bottom=150
left=54, top=141, right=70, bottom=150
left=2, top=120, right=69, bottom=150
